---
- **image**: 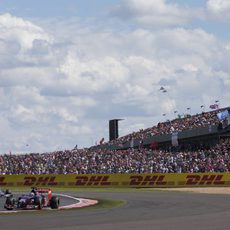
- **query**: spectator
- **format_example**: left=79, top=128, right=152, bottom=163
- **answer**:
left=0, top=138, right=229, bottom=174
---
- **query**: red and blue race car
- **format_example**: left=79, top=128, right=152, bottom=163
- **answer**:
left=4, top=188, right=60, bottom=210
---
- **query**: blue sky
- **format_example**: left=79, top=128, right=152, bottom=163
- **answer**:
left=0, top=1, right=228, bottom=34
left=0, top=0, right=229, bottom=39
left=0, top=0, right=229, bottom=153
left=0, top=0, right=117, bottom=17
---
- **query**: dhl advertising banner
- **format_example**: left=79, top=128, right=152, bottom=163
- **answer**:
left=0, top=173, right=230, bottom=188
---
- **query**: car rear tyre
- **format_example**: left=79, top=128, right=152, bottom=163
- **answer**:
left=50, top=196, right=59, bottom=209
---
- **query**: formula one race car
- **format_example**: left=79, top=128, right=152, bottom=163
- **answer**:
left=4, top=188, right=60, bottom=210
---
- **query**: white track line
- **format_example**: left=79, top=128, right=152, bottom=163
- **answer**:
left=55, top=193, right=98, bottom=209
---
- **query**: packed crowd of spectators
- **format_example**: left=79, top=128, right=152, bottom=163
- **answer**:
left=0, top=138, right=229, bottom=175
left=0, top=108, right=229, bottom=175
left=101, top=109, right=224, bottom=147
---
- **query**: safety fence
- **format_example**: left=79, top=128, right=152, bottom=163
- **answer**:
left=1, top=173, right=230, bottom=188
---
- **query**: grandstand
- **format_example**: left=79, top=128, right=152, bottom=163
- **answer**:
left=0, top=108, right=229, bottom=175
left=93, top=107, right=230, bottom=151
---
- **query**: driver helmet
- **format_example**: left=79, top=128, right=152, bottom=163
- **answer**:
left=30, top=192, right=35, bottom=197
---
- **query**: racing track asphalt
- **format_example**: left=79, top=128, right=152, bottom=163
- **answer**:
left=0, top=190, right=229, bottom=230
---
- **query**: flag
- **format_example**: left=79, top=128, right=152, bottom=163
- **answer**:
left=130, top=138, right=134, bottom=148
left=99, top=137, right=104, bottom=145
left=217, top=110, right=229, bottom=121
left=209, top=104, right=219, bottom=110
left=150, top=141, right=158, bottom=150
left=171, top=132, right=178, bottom=146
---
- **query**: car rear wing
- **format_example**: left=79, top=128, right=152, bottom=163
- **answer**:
left=36, top=188, right=51, bottom=193
left=35, top=188, right=52, bottom=200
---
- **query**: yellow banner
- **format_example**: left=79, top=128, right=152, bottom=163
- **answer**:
left=0, top=173, right=230, bottom=188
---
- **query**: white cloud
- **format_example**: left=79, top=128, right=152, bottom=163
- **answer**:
left=0, top=13, right=51, bottom=50
left=110, top=0, right=201, bottom=28
left=181, top=64, right=198, bottom=73
left=0, top=12, right=229, bottom=153
left=59, top=54, right=130, bottom=92
left=225, top=44, right=230, bottom=51
left=207, top=0, right=230, bottom=21
left=207, top=0, right=230, bottom=13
